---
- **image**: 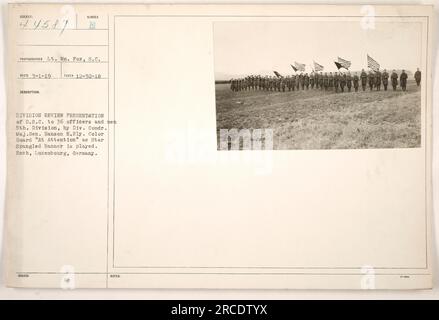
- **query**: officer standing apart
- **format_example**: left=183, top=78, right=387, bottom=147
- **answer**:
left=340, top=72, right=346, bottom=92
left=414, top=68, right=421, bottom=86
left=368, top=71, right=375, bottom=91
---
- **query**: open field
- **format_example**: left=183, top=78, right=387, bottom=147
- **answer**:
left=215, top=80, right=421, bottom=149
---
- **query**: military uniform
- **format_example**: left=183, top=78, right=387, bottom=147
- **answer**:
left=381, top=71, right=389, bottom=91
left=319, top=73, right=324, bottom=90
left=391, top=71, right=398, bottom=91
left=310, top=73, right=315, bottom=89
left=360, top=70, right=368, bottom=91
left=328, top=73, right=334, bottom=89
left=315, top=73, right=319, bottom=89
left=340, top=73, right=346, bottom=92
left=353, top=74, right=359, bottom=92
left=346, top=73, right=352, bottom=92
left=304, top=74, right=310, bottom=89
left=368, top=72, right=375, bottom=91
left=400, top=70, right=408, bottom=91
left=334, top=73, right=339, bottom=92
left=414, top=69, right=421, bottom=86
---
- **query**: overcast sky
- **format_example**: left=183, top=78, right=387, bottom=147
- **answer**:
left=213, top=21, right=422, bottom=79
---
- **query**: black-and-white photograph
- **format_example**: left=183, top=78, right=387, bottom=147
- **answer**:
left=214, top=20, right=423, bottom=150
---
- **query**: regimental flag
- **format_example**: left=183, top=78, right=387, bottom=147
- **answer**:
left=313, top=61, right=324, bottom=72
left=337, top=57, right=352, bottom=69
left=367, top=54, right=380, bottom=72
left=334, top=61, right=343, bottom=70
left=294, top=62, right=306, bottom=72
left=273, top=71, right=283, bottom=78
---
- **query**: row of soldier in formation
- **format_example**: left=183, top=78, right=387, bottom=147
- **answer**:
left=230, top=69, right=421, bottom=93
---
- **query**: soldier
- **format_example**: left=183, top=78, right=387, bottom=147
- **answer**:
left=375, top=69, right=382, bottom=91
left=346, top=71, right=352, bottom=92
left=414, top=68, right=421, bottom=86
left=315, top=72, right=320, bottom=89
left=360, top=69, right=368, bottom=91
left=319, top=72, right=324, bottom=90
left=292, top=75, right=296, bottom=91
left=391, top=70, right=398, bottom=91
left=328, top=72, right=334, bottom=90
left=368, top=71, right=375, bottom=91
left=281, top=77, right=286, bottom=92
left=304, top=73, right=310, bottom=89
left=339, top=72, right=346, bottom=92
left=400, top=69, right=408, bottom=91
left=381, top=69, right=389, bottom=91
left=296, top=74, right=300, bottom=90
left=353, top=72, right=359, bottom=92
left=310, top=72, right=315, bottom=89
left=334, top=72, right=340, bottom=92
left=321, top=72, right=327, bottom=90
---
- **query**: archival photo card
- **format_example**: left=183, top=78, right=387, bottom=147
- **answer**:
left=4, top=4, right=433, bottom=290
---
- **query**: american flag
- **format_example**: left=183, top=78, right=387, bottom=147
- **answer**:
left=294, top=61, right=306, bottom=72
left=313, top=61, right=324, bottom=72
left=367, top=54, right=380, bottom=72
left=337, top=57, right=351, bottom=69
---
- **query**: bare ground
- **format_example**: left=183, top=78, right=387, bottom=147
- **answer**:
left=215, top=81, right=421, bottom=149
